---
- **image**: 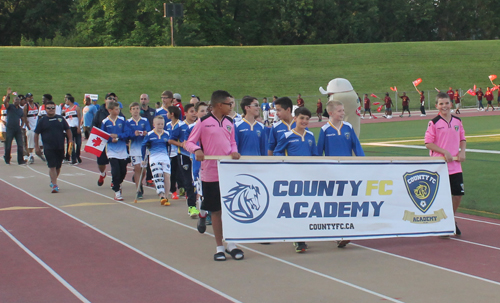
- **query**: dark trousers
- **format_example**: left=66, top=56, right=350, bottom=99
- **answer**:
left=69, top=127, right=82, bottom=163
left=170, top=155, right=180, bottom=193
left=109, top=158, right=127, bottom=192
left=177, top=154, right=196, bottom=207
left=420, top=105, right=426, bottom=115
left=4, top=127, right=24, bottom=164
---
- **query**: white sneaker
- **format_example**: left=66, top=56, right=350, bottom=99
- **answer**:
left=361, top=116, right=365, bottom=119
left=24, top=156, right=29, bottom=161
left=369, top=116, right=373, bottom=119
left=114, top=191, right=124, bottom=201
left=387, top=116, right=392, bottom=119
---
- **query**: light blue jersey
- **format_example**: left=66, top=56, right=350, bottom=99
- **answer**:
left=235, top=119, right=267, bottom=156
left=273, top=129, right=318, bottom=156
left=261, top=103, right=270, bottom=111
left=100, top=116, right=130, bottom=159
left=142, top=130, right=170, bottom=163
left=166, top=121, right=181, bottom=157
left=155, top=107, right=171, bottom=130
left=127, top=117, right=151, bottom=157
left=317, top=121, right=364, bottom=156
left=268, top=120, right=296, bottom=153
left=169, top=120, right=190, bottom=156
left=186, top=121, right=201, bottom=180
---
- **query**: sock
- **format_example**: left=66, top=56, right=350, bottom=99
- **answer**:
left=199, top=209, right=207, bottom=217
left=226, top=242, right=237, bottom=252
left=100, top=172, right=106, bottom=177
left=216, top=246, right=225, bottom=253
left=30, top=152, right=34, bottom=157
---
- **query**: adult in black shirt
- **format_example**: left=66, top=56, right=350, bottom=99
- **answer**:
left=3, top=88, right=26, bottom=165
left=139, top=93, right=156, bottom=184
left=35, top=101, right=72, bottom=193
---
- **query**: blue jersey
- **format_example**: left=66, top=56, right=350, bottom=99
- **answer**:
left=274, top=130, right=318, bottom=156
left=268, top=120, right=296, bottom=152
left=169, top=120, right=189, bottom=156
left=235, top=119, right=267, bottom=156
left=186, top=121, right=201, bottom=179
left=317, top=121, right=364, bottom=156
left=261, top=103, right=270, bottom=111
left=155, top=107, right=171, bottom=130
left=127, top=117, right=151, bottom=157
left=100, top=116, right=130, bottom=159
left=231, top=113, right=242, bottom=124
left=142, top=130, right=170, bottom=163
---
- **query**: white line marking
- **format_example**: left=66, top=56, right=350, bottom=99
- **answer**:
left=0, top=224, right=91, bottom=303
left=450, top=238, right=500, bottom=251
left=352, top=243, right=500, bottom=286
left=456, top=216, right=500, bottom=227
left=0, top=177, right=242, bottom=303
left=22, top=166, right=405, bottom=302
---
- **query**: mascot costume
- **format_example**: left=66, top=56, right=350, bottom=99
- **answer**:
left=319, top=78, right=361, bottom=137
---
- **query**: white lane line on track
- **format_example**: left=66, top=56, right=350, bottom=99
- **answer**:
left=0, top=224, right=91, bottom=303
left=0, top=177, right=242, bottom=303
left=456, top=216, right=500, bottom=227
left=352, top=243, right=500, bottom=286
left=450, top=238, right=500, bottom=251
left=23, top=166, right=405, bottom=303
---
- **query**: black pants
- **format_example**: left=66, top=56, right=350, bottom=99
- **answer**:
left=170, top=155, right=180, bottom=193
left=69, top=127, right=82, bottom=163
left=176, top=154, right=196, bottom=207
left=4, top=127, right=24, bottom=164
left=109, top=158, right=127, bottom=192
left=420, top=105, right=426, bottom=115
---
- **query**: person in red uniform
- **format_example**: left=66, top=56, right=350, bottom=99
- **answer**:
left=383, top=92, right=393, bottom=118
left=316, top=98, right=323, bottom=122
left=447, top=87, right=455, bottom=108
left=362, top=94, right=373, bottom=119
left=476, top=87, right=484, bottom=111
left=454, top=89, right=461, bottom=114
left=497, top=87, right=500, bottom=108
left=419, top=91, right=426, bottom=116
left=297, top=94, right=305, bottom=107
left=398, top=92, right=411, bottom=117
left=485, top=87, right=495, bottom=111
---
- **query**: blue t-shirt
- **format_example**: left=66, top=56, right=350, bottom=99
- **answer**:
left=155, top=107, right=171, bottom=129
left=268, top=120, right=296, bottom=152
left=261, top=103, right=270, bottom=111
left=127, top=117, right=151, bottom=157
left=317, top=121, right=364, bottom=156
left=235, top=119, right=267, bottom=156
left=142, top=130, right=170, bottom=163
left=169, top=120, right=189, bottom=156
left=83, top=104, right=98, bottom=127
left=100, top=116, right=130, bottom=159
left=273, top=130, right=318, bottom=156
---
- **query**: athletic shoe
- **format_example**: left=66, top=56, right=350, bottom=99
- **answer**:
left=206, top=212, right=212, bottom=225
left=77, top=157, right=82, bottom=164
left=114, top=191, right=124, bottom=201
left=360, top=116, right=364, bottom=119
left=71, top=161, right=78, bottom=166
left=399, top=115, right=403, bottom=118
left=294, top=242, right=308, bottom=253
left=171, top=192, right=179, bottom=200
left=50, top=182, right=54, bottom=188
left=160, top=197, right=170, bottom=206
left=136, top=192, right=143, bottom=199
left=28, top=156, right=34, bottom=164
left=110, top=182, right=114, bottom=189
left=408, top=114, right=411, bottom=117
left=337, top=240, right=351, bottom=248
left=146, top=180, right=155, bottom=187
left=178, top=187, right=185, bottom=196
left=38, top=154, right=46, bottom=162
left=62, top=159, right=68, bottom=164
left=51, top=186, right=59, bottom=193
left=197, top=215, right=207, bottom=233
left=4, top=157, right=10, bottom=165
left=97, top=173, right=106, bottom=186
left=455, top=223, right=461, bottom=236
left=18, top=161, right=27, bottom=165
left=369, top=116, right=373, bottom=119
left=24, top=156, right=29, bottom=162
left=139, top=184, right=144, bottom=195
left=188, top=206, right=200, bottom=219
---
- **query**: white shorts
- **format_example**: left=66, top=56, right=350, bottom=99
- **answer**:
left=455, top=103, right=460, bottom=109
left=130, top=156, right=147, bottom=167
left=27, top=129, right=36, bottom=149
left=263, top=110, right=269, bottom=120
left=151, top=161, right=171, bottom=174
left=0, top=122, right=6, bottom=133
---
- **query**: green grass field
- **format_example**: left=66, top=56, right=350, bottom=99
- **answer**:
left=1, top=42, right=499, bottom=218
left=1, top=40, right=500, bottom=113
left=311, top=115, right=500, bottom=219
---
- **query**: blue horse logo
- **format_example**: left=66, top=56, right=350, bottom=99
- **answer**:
left=222, top=174, right=269, bottom=223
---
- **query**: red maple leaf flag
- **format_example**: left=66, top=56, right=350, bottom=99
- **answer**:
left=412, top=78, right=422, bottom=87
left=467, top=89, right=476, bottom=96
left=489, top=75, right=497, bottom=81
left=84, top=127, right=110, bottom=157
left=370, top=94, right=378, bottom=99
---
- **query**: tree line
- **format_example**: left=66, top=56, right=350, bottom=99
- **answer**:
left=1, top=0, right=499, bottom=47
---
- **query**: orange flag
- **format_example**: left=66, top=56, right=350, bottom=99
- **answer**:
left=412, top=78, right=422, bottom=87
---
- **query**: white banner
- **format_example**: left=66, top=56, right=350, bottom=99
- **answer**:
left=218, top=159, right=455, bottom=243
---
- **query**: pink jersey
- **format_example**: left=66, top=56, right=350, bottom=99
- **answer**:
left=185, top=113, right=238, bottom=182
left=424, top=115, right=466, bottom=175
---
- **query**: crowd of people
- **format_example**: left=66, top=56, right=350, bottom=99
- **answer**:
left=2, top=87, right=466, bottom=261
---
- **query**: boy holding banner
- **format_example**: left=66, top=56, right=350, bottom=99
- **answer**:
left=185, top=90, right=243, bottom=262
left=274, top=107, right=317, bottom=253
left=425, top=92, right=466, bottom=235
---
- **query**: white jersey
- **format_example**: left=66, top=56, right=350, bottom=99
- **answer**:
left=0, top=104, right=7, bottom=132
left=64, top=104, right=79, bottom=127
left=26, top=103, right=39, bottom=130
left=232, top=113, right=243, bottom=124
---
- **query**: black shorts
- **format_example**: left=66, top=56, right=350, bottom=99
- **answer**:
left=201, top=181, right=221, bottom=212
left=45, top=149, right=64, bottom=169
left=487, top=101, right=492, bottom=105
left=403, top=105, right=409, bottom=111
left=97, top=150, right=109, bottom=166
left=449, top=173, right=464, bottom=196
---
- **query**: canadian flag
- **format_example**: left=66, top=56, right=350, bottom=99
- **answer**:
left=84, top=127, right=110, bottom=157
left=412, top=78, right=422, bottom=87
left=466, top=89, right=476, bottom=96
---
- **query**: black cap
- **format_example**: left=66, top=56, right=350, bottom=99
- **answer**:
left=25, top=93, right=33, bottom=98
left=105, top=92, right=117, bottom=99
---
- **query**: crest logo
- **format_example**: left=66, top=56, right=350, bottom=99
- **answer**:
left=454, top=125, right=459, bottom=131
left=57, top=118, right=62, bottom=122
left=345, top=132, right=350, bottom=140
left=226, top=125, right=232, bottom=133
left=403, top=170, right=439, bottom=213
left=256, top=130, right=261, bottom=137
left=222, top=174, right=269, bottom=223
left=308, top=139, right=313, bottom=146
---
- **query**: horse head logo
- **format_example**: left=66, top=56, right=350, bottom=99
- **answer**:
left=222, top=174, right=269, bottom=223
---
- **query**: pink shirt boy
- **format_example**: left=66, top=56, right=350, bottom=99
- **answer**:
left=185, top=113, right=238, bottom=182
left=424, top=115, right=466, bottom=174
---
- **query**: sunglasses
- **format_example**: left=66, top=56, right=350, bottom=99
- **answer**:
left=46, top=106, right=56, bottom=110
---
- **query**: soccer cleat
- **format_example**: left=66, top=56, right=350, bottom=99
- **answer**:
left=28, top=156, right=34, bottom=164
left=197, top=215, right=207, bottom=233
left=294, top=242, right=308, bottom=253
left=337, top=240, right=351, bottom=248
left=114, top=191, right=124, bottom=201
left=51, top=186, right=59, bottom=193
left=178, top=187, right=185, bottom=196
left=97, top=173, right=106, bottom=186
left=171, top=192, right=179, bottom=200
left=188, top=206, right=200, bottom=219
left=455, top=223, right=461, bottom=236
left=160, top=198, right=170, bottom=206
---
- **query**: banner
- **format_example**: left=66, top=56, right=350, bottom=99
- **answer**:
left=84, top=127, right=110, bottom=157
left=84, top=94, right=99, bottom=102
left=218, top=159, right=455, bottom=243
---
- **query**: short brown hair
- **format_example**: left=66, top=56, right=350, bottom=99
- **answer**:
left=129, top=102, right=140, bottom=109
left=161, top=90, right=173, bottom=98
left=435, top=92, right=449, bottom=104
left=108, top=101, right=120, bottom=110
